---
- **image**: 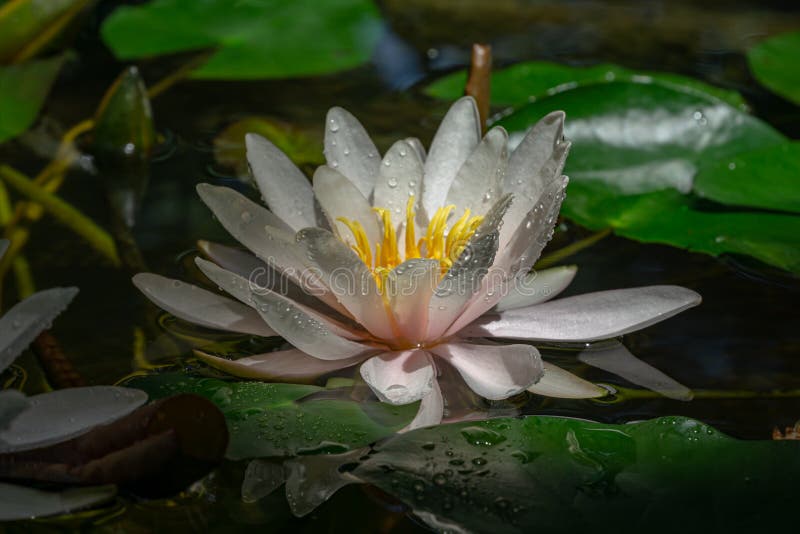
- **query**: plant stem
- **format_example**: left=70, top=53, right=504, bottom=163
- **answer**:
left=535, top=228, right=612, bottom=269
left=465, top=43, right=492, bottom=134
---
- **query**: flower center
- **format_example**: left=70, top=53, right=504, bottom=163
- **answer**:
left=337, top=196, right=484, bottom=289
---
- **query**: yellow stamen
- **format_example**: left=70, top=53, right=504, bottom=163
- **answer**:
left=339, top=196, right=484, bottom=288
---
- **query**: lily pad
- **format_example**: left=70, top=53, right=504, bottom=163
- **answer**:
left=0, top=55, right=64, bottom=143
left=124, top=373, right=418, bottom=460
left=693, top=141, right=800, bottom=214
left=747, top=31, right=800, bottom=105
left=100, top=0, right=382, bottom=79
left=292, top=416, right=800, bottom=532
left=426, top=61, right=748, bottom=109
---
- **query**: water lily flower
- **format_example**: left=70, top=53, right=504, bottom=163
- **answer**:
left=134, top=97, right=700, bottom=430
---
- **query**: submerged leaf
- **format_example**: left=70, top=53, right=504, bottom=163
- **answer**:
left=123, top=373, right=418, bottom=460
left=100, top=0, right=382, bottom=79
left=0, top=55, right=65, bottom=143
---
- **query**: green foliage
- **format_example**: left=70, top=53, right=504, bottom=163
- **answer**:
left=100, top=0, right=382, bottom=80
left=747, top=31, right=800, bottom=105
left=343, top=416, right=800, bottom=532
left=125, top=373, right=417, bottom=460
left=0, top=55, right=64, bottom=143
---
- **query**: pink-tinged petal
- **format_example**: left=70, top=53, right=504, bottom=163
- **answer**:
left=430, top=342, right=544, bottom=400
left=324, top=107, right=380, bottom=199
left=245, top=133, right=316, bottom=231
left=421, top=96, right=481, bottom=220
left=495, top=265, right=577, bottom=311
left=360, top=350, right=434, bottom=405
left=295, top=227, right=395, bottom=340
left=373, top=140, right=424, bottom=221
left=133, top=273, right=276, bottom=337
left=194, top=258, right=376, bottom=361
left=501, top=111, right=570, bottom=248
left=401, top=379, right=443, bottom=432
left=443, top=177, right=569, bottom=337
left=425, top=195, right=511, bottom=341
left=445, top=127, right=508, bottom=217
left=578, top=342, right=693, bottom=401
left=313, top=166, right=380, bottom=247
left=528, top=362, right=607, bottom=399
left=195, top=349, right=364, bottom=383
left=462, top=285, right=701, bottom=342
left=385, top=259, right=439, bottom=342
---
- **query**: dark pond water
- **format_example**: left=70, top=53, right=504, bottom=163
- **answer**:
left=2, top=0, right=799, bottom=531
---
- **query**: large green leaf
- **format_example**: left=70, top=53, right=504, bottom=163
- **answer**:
left=100, top=0, right=382, bottom=80
left=124, top=373, right=417, bottom=460
left=297, top=416, right=800, bottom=532
left=562, top=181, right=800, bottom=273
left=693, top=142, right=800, bottom=213
left=426, top=61, right=748, bottom=109
left=747, top=31, right=800, bottom=105
left=0, top=55, right=64, bottom=143
left=498, top=79, right=785, bottom=195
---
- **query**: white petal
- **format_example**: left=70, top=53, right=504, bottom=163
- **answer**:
left=401, top=379, right=443, bottom=432
left=0, top=287, right=78, bottom=374
left=430, top=341, right=544, bottom=400
left=421, top=96, right=481, bottom=219
left=197, top=239, right=266, bottom=279
left=0, top=483, right=116, bottom=521
left=501, top=111, right=570, bottom=247
left=0, top=390, right=28, bottom=431
left=444, top=177, right=569, bottom=336
left=425, top=195, right=510, bottom=341
left=495, top=265, right=577, bottom=311
left=405, top=137, right=426, bottom=162
left=246, top=133, right=316, bottom=231
left=195, top=258, right=372, bottom=356
left=360, top=350, right=434, bottom=405
left=195, top=348, right=365, bottom=383
left=313, top=166, right=380, bottom=248
left=0, top=386, right=147, bottom=454
left=578, top=342, right=693, bottom=401
left=196, top=183, right=295, bottom=255
left=295, top=228, right=395, bottom=340
left=373, top=140, right=424, bottom=221
left=324, top=106, right=380, bottom=198
left=133, top=273, right=276, bottom=337
left=384, top=259, right=439, bottom=341
left=445, top=127, right=508, bottom=216
left=463, top=285, right=702, bottom=342
left=528, top=362, right=607, bottom=399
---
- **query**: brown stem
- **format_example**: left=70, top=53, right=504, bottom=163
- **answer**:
left=465, top=43, right=492, bottom=134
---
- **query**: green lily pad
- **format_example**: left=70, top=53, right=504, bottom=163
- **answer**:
left=693, top=142, right=800, bottom=213
left=124, top=373, right=417, bottom=460
left=747, top=31, right=800, bottom=105
left=325, top=416, right=800, bottom=532
left=562, top=181, right=800, bottom=273
left=0, top=55, right=65, bottom=143
left=425, top=61, right=748, bottom=109
left=100, top=0, right=382, bottom=80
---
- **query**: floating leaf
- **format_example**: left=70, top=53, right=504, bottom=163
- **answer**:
left=693, top=141, right=800, bottom=213
left=100, top=0, right=382, bottom=79
left=213, top=116, right=323, bottom=179
left=288, top=416, right=800, bottom=532
left=0, top=55, right=64, bottom=143
left=747, top=30, right=800, bottom=105
left=562, top=180, right=800, bottom=273
left=124, top=373, right=417, bottom=460
left=426, top=61, right=748, bottom=109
